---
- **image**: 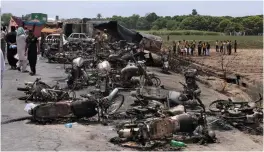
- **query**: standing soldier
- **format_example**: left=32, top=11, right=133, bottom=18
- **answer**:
left=94, top=31, right=101, bottom=54
left=102, top=29, right=108, bottom=42
left=101, top=29, right=108, bottom=50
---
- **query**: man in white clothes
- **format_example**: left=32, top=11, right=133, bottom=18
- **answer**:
left=1, top=48, right=5, bottom=88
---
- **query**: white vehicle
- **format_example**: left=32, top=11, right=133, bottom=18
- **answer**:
left=68, top=33, right=94, bottom=42
left=44, top=34, right=68, bottom=51
left=45, top=34, right=68, bottom=45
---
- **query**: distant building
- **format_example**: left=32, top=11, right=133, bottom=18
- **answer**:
left=62, top=19, right=108, bottom=37
left=23, top=13, right=48, bottom=23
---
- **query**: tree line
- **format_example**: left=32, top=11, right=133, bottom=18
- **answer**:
left=101, top=10, right=263, bottom=35
left=2, top=9, right=263, bottom=35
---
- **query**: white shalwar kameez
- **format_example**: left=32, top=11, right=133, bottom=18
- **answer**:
left=16, top=34, right=28, bottom=72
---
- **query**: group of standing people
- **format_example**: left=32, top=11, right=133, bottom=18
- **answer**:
left=172, top=40, right=201, bottom=56
left=215, top=40, right=237, bottom=55
left=172, top=39, right=237, bottom=56
left=1, top=25, right=39, bottom=76
left=94, top=29, right=109, bottom=53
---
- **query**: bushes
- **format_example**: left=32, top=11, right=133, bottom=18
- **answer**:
left=140, top=30, right=221, bottom=36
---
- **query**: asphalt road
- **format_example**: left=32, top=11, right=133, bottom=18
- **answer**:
left=1, top=58, right=262, bottom=151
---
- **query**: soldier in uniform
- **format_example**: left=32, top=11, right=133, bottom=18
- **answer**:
left=101, top=29, right=108, bottom=49
left=94, top=31, right=101, bottom=54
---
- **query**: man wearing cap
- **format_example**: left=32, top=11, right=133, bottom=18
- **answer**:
left=101, top=29, right=109, bottom=49
left=101, top=29, right=108, bottom=42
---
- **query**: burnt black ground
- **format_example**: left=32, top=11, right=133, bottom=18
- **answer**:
left=1, top=58, right=263, bottom=151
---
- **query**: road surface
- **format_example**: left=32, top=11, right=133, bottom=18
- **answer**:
left=1, top=58, right=262, bottom=151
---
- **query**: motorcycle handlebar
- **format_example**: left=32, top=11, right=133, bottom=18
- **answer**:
left=179, top=82, right=186, bottom=88
left=255, top=93, right=263, bottom=103
left=36, top=78, right=41, bottom=81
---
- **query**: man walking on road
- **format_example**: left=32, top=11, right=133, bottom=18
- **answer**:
left=5, top=26, right=18, bottom=69
left=25, top=30, right=40, bottom=76
left=1, top=26, right=7, bottom=60
left=1, top=48, right=5, bottom=88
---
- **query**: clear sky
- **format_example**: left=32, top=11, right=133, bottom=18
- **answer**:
left=1, top=0, right=263, bottom=19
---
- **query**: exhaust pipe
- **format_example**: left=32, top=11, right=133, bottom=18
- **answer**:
left=105, top=88, right=119, bottom=101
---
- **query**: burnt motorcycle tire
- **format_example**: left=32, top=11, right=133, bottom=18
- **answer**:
left=18, top=96, right=33, bottom=101
left=71, top=100, right=98, bottom=118
left=17, top=87, right=29, bottom=92
left=222, top=114, right=246, bottom=120
left=151, top=76, right=161, bottom=87
left=106, top=94, right=125, bottom=115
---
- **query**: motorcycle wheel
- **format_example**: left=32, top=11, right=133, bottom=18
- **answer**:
left=222, top=113, right=246, bottom=120
left=17, top=87, right=30, bottom=92
left=18, top=96, right=33, bottom=101
left=151, top=76, right=161, bottom=87
left=185, top=104, right=205, bottom=113
left=81, top=70, right=89, bottom=86
left=209, top=99, right=232, bottom=113
left=106, top=94, right=125, bottom=115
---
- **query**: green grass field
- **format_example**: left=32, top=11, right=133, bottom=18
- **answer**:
left=139, top=30, right=263, bottom=49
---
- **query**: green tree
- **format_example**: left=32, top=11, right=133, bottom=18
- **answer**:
left=242, top=16, right=263, bottom=35
left=129, top=14, right=140, bottom=29
left=166, top=20, right=177, bottom=30
left=96, top=13, right=102, bottom=20
left=1, top=13, right=12, bottom=26
left=145, top=12, right=159, bottom=23
left=136, top=17, right=150, bottom=30
left=104, top=12, right=262, bottom=34
left=179, top=16, right=207, bottom=30
left=218, top=19, right=232, bottom=32
left=192, top=9, right=198, bottom=15
left=152, top=17, right=167, bottom=30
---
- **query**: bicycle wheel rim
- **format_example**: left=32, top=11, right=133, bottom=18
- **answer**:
left=106, top=94, right=124, bottom=115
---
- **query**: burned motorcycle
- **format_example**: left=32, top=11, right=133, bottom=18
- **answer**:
left=96, top=60, right=112, bottom=95
left=24, top=88, right=124, bottom=123
left=66, top=57, right=89, bottom=89
left=17, top=78, right=75, bottom=103
left=181, top=69, right=201, bottom=97
left=115, top=109, right=216, bottom=147
left=44, top=43, right=59, bottom=63
left=109, top=58, right=161, bottom=89
left=130, top=86, right=205, bottom=112
left=209, top=93, right=263, bottom=124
